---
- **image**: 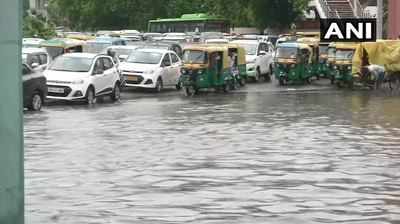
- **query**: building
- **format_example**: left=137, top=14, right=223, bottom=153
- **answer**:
left=29, top=0, right=48, bottom=18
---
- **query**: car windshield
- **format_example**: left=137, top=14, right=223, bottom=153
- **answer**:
left=49, top=56, right=93, bottom=72
left=182, top=50, right=207, bottom=64
left=45, top=47, right=65, bottom=59
left=336, top=49, right=354, bottom=60
left=110, top=48, right=135, bottom=57
left=126, top=51, right=162, bottom=64
left=85, top=42, right=111, bottom=53
left=275, top=47, right=297, bottom=59
left=240, top=44, right=258, bottom=55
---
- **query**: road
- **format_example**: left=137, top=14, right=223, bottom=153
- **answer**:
left=24, top=80, right=400, bottom=224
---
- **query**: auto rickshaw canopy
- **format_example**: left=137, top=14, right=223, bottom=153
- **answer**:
left=276, top=42, right=313, bottom=64
left=183, top=44, right=230, bottom=68
left=40, top=38, right=85, bottom=49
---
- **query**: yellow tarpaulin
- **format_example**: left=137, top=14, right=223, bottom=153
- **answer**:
left=352, top=40, right=400, bottom=77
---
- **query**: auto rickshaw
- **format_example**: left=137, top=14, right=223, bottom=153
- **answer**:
left=297, top=37, right=320, bottom=79
left=352, top=40, right=400, bottom=88
left=40, top=38, right=85, bottom=59
left=274, top=42, right=314, bottom=85
left=180, top=45, right=235, bottom=96
left=296, top=31, right=320, bottom=39
left=226, top=43, right=247, bottom=85
left=66, top=33, right=95, bottom=41
left=318, top=42, right=330, bottom=78
left=331, top=43, right=358, bottom=88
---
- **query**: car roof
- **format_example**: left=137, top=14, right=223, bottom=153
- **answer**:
left=136, top=48, right=172, bottom=54
left=62, top=52, right=99, bottom=58
left=22, top=47, right=47, bottom=54
left=231, top=40, right=260, bottom=45
left=107, top=45, right=140, bottom=50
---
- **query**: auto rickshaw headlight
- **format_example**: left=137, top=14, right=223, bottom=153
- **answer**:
left=347, top=66, right=351, bottom=70
left=290, top=64, right=296, bottom=68
left=181, top=68, right=187, bottom=74
left=198, top=69, right=204, bottom=74
left=333, top=65, right=338, bottom=70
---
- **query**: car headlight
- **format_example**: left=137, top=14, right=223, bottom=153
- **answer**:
left=72, top=79, right=84, bottom=84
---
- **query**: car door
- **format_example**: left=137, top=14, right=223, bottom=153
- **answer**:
left=92, top=58, right=108, bottom=95
left=169, top=53, right=181, bottom=85
left=22, top=64, right=33, bottom=106
left=160, top=53, right=172, bottom=85
left=101, top=57, right=117, bottom=91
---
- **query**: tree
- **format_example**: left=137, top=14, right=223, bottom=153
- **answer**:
left=250, top=0, right=310, bottom=32
left=23, top=15, right=56, bottom=39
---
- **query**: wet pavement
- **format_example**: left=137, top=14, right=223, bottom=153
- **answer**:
left=24, top=81, right=400, bottom=223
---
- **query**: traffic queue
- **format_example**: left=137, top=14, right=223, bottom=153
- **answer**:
left=21, top=30, right=400, bottom=111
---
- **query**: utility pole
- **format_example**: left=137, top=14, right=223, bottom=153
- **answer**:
left=0, top=0, right=24, bottom=223
left=377, top=0, right=383, bottom=39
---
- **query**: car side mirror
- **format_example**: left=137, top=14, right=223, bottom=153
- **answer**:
left=31, top=62, right=39, bottom=68
left=259, top=51, right=267, bottom=56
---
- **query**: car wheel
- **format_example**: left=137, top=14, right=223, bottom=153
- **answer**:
left=111, top=83, right=121, bottom=101
left=239, top=77, right=246, bottom=87
left=28, top=92, right=42, bottom=111
left=154, top=78, right=163, bottom=93
left=86, top=87, right=97, bottom=105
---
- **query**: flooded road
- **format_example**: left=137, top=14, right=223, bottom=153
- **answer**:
left=24, top=82, right=400, bottom=223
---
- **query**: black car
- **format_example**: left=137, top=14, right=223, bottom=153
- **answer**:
left=22, top=63, right=47, bottom=111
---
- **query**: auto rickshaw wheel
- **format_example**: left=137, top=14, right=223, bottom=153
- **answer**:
left=278, top=77, right=285, bottom=86
left=239, top=78, right=246, bottom=87
left=183, top=86, right=196, bottom=96
left=330, top=77, right=335, bottom=85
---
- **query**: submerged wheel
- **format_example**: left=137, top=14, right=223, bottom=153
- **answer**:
left=176, top=82, right=182, bottom=90
left=154, top=78, right=163, bottom=93
left=28, top=92, right=42, bottom=111
left=278, top=77, right=285, bottom=86
left=255, top=68, right=261, bottom=82
left=183, top=86, right=196, bottom=96
left=111, top=83, right=121, bottom=101
left=239, top=77, right=246, bottom=87
left=86, top=87, right=97, bottom=105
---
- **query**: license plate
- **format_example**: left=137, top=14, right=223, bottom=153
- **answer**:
left=126, top=76, right=138, bottom=81
left=48, top=87, right=64, bottom=93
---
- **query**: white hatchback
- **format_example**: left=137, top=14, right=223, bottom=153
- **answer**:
left=44, top=53, right=122, bottom=104
left=119, top=49, right=182, bottom=92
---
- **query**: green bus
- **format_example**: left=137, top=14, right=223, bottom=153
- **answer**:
left=148, top=13, right=230, bottom=33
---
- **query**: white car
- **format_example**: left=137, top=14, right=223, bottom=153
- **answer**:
left=22, top=47, right=51, bottom=72
left=119, top=49, right=182, bottom=92
left=22, top=38, right=45, bottom=48
left=230, top=40, right=274, bottom=82
left=44, top=53, right=121, bottom=104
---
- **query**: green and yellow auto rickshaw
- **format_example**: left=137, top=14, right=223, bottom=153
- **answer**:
left=274, top=42, right=314, bottom=85
left=297, top=37, right=320, bottom=79
left=318, top=42, right=331, bottom=78
left=227, top=43, right=247, bottom=85
left=180, top=45, right=235, bottom=96
left=40, top=38, right=85, bottom=59
left=331, top=43, right=358, bottom=88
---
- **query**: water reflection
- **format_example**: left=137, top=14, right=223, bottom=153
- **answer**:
left=25, top=91, right=400, bottom=223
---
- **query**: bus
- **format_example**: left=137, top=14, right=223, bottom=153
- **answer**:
left=148, top=13, right=230, bottom=33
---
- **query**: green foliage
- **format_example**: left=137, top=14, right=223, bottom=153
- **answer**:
left=23, top=15, right=56, bottom=39
left=47, top=0, right=310, bottom=32
left=250, top=0, right=311, bottom=31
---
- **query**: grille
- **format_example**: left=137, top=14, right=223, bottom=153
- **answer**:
left=124, top=75, right=144, bottom=85
left=47, top=85, right=72, bottom=97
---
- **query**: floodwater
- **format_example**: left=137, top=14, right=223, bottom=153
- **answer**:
left=24, top=83, right=400, bottom=223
